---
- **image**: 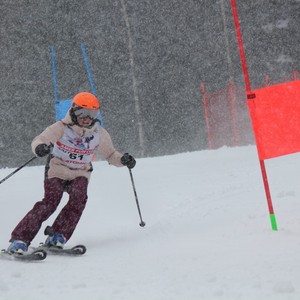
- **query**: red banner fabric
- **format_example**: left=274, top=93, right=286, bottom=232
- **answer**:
left=247, top=80, right=300, bottom=160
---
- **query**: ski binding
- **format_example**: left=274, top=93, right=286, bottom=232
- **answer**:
left=1, top=248, right=47, bottom=261
left=36, top=244, right=87, bottom=256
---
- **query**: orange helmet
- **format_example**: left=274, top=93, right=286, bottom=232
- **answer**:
left=72, top=92, right=100, bottom=109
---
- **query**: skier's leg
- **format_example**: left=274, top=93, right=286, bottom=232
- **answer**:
left=10, top=177, right=66, bottom=245
left=51, top=176, right=88, bottom=241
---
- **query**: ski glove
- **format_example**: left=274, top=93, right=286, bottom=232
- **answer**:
left=35, top=144, right=51, bottom=157
left=121, top=153, right=136, bottom=169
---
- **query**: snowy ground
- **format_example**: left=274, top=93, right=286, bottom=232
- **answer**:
left=1, top=145, right=300, bottom=300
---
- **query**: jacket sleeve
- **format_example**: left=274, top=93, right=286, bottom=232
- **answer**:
left=31, top=121, right=65, bottom=155
left=98, top=127, right=124, bottom=167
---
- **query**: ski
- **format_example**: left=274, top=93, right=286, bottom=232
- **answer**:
left=35, top=244, right=87, bottom=256
left=0, top=249, right=47, bottom=261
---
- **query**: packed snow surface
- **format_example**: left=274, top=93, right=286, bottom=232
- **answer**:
left=1, top=145, right=300, bottom=300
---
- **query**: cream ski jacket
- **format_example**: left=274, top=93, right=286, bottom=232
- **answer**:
left=31, top=110, right=123, bottom=181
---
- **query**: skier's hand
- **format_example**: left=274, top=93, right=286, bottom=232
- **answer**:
left=35, top=144, right=51, bottom=157
left=121, top=153, right=136, bottom=169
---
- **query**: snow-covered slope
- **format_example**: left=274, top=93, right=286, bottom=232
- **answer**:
left=1, top=145, right=300, bottom=300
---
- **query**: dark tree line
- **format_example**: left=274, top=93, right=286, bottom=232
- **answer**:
left=0, top=0, right=298, bottom=167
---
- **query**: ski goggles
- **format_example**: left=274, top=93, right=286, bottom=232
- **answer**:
left=74, top=108, right=99, bottom=120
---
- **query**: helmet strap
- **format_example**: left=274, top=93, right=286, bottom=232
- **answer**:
left=70, top=108, right=79, bottom=125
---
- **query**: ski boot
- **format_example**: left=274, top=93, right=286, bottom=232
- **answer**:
left=45, top=233, right=66, bottom=249
left=7, top=240, right=28, bottom=254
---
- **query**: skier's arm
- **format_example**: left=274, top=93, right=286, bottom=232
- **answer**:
left=31, top=121, right=65, bottom=155
left=98, top=127, right=124, bottom=167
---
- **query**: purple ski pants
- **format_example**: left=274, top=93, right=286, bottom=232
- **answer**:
left=10, top=176, right=88, bottom=245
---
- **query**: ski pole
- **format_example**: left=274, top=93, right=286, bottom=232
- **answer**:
left=0, top=156, right=37, bottom=185
left=128, top=168, right=146, bottom=227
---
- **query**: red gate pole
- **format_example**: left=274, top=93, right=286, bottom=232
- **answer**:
left=230, top=0, right=277, bottom=230
left=201, top=82, right=213, bottom=149
left=265, top=75, right=269, bottom=86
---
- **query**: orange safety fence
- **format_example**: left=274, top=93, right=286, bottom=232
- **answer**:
left=202, top=70, right=298, bottom=149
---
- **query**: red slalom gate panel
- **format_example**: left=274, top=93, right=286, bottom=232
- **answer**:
left=247, top=80, right=300, bottom=160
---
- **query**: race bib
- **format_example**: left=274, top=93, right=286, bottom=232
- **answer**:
left=52, top=126, right=100, bottom=168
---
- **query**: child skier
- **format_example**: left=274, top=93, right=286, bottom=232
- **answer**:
left=7, top=92, right=136, bottom=254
